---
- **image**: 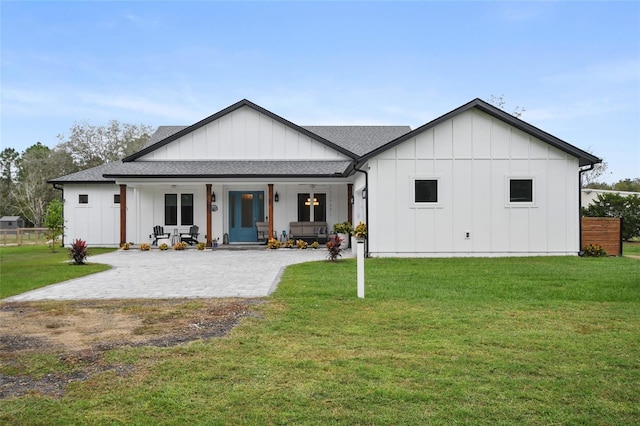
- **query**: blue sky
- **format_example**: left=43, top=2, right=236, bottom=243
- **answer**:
left=2, top=1, right=638, bottom=183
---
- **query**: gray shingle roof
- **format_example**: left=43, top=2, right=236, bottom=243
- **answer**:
left=48, top=162, right=121, bottom=183
left=303, top=126, right=411, bottom=156
left=103, top=160, right=352, bottom=177
left=49, top=160, right=353, bottom=183
left=51, top=98, right=600, bottom=184
left=144, top=126, right=187, bottom=148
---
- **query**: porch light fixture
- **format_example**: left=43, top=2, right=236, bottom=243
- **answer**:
left=274, top=192, right=279, bottom=202
left=211, top=191, right=216, bottom=202
left=362, top=188, right=367, bottom=199
left=350, top=195, right=355, bottom=205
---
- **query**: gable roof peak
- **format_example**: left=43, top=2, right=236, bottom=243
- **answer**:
left=124, top=99, right=359, bottom=161
left=358, top=98, right=601, bottom=167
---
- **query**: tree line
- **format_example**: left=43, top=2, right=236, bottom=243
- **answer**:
left=0, top=121, right=152, bottom=226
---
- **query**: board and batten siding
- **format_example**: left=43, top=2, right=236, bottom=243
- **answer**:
left=138, top=106, right=351, bottom=161
left=63, top=184, right=133, bottom=247
left=367, top=109, right=580, bottom=257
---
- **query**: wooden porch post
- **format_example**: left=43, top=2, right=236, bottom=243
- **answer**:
left=206, top=184, right=212, bottom=247
left=268, top=184, right=274, bottom=241
left=119, top=184, right=127, bottom=247
left=347, top=183, right=353, bottom=225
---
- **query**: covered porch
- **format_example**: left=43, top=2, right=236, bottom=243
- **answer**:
left=116, top=178, right=363, bottom=248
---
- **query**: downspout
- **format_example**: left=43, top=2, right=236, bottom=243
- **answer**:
left=578, top=164, right=595, bottom=256
left=354, top=164, right=369, bottom=258
left=52, top=183, right=64, bottom=247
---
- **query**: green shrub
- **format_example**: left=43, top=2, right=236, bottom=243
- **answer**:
left=582, top=193, right=640, bottom=241
left=333, top=221, right=353, bottom=234
left=583, top=244, right=608, bottom=257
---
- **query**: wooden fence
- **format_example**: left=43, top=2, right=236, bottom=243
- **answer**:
left=0, top=228, right=49, bottom=246
left=581, top=217, right=622, bottom=256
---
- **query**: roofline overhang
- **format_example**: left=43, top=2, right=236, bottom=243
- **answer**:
left=47, top=179, right=117, bottom=185
left=358, top=98, right=602, bottom=167
left=123, top=99, right=359, bottom=162
left=103, top=173, right=349, bottom=179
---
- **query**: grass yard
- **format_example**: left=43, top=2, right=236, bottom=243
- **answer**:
left=624, top=241, right=640, bottom=256
left=0, top=245, right=116, bottom=298
left=1, top=255, right=639, bottom=424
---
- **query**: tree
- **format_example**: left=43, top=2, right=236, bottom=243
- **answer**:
left=0, top=147, right=19, bottom=216
left=488, top=94, right=526, bottom=118
left=613, top=178, right=640, bottom=193
left=11, top=143, right=75, bottom=227
left=57, top=120, right=152, bottom=169
left=581, top=159, right=611, bottom=188
left=43, top=199, right=64, bottom=251
left=12, top=143, right=56, bottom=226
left=582, top=192, right=640, bottom=241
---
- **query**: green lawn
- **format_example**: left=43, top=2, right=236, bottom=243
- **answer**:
left=624, top=241, right=640, bottom=256
left=2, top=255, right=639, bottom=424
left=0, top=245, right=116, bottom=298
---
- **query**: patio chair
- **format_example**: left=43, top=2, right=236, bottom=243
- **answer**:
left=152, top=225, right=171, bottom=245
left=180, top=225, right=200, bottom=245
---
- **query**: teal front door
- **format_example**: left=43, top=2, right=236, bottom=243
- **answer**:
left=229, top=191, right=264, bottom=242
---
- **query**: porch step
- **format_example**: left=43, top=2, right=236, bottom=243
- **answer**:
left=214, top=244, right=267, bottom=251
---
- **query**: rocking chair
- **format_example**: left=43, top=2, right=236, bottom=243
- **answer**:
left=152, top=225, right=171, bottom=245
left=180, top=225, right=200, bottom=245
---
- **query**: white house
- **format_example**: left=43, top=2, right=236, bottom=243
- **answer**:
left=49, top=98, right=601, bottom=257
left=581, top=188, right=640, bottom=209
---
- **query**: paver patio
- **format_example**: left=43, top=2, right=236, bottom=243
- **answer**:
left=4, top=248, right=351, bottom=301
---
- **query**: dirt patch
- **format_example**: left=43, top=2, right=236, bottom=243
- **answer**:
left=0, top=298, right=263, bottom=399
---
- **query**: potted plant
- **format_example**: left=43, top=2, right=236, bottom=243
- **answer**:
left=353, top=221, right=367, bottom=240
left=333, top=221, right=352, bottom=249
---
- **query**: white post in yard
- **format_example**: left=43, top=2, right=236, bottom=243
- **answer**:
left=357, top=239, right=365, bottom=298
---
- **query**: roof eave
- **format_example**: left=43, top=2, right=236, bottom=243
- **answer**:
left=102, top=173, right=348, bottom=179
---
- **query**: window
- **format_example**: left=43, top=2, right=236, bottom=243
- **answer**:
left=297, top=193, right=326, bottom=221
left=509, top=179, right=533, bottom=203
left=165, top=193, right=194, bottom=226
left=415, top=180, right=438, bottom=203
left=79, top=194, right=88, bottom=204
left=314, top=193, right=326, bottom=221
left=181, top=194, right=194, bottom=226
left=113, top=194, right=120, bottom=204
left=165, top=194, right=177, bottom=226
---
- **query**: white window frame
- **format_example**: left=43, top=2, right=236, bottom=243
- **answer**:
left=164, top=193, right=195, bottom=227
left=410, top=176, right=442, bottom=208
left=78, top=194, right=89, bottom=205
left=505, top=175, right=536, bottom=207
